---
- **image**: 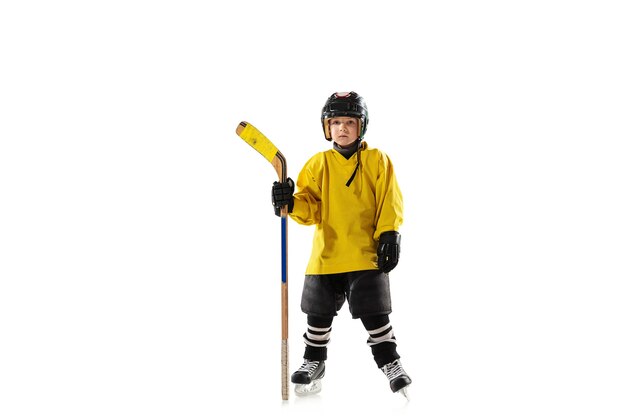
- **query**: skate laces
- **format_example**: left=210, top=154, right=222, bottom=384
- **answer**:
left=297, top=360, right=320, bottom=376
left=381, top=359, right=406, bottom=381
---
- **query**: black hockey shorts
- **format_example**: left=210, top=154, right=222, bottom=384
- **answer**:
left=300, top=270, right=392, bottom=319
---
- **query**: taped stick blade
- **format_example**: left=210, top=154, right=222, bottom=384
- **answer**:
left=236, top=121, right=278, bottom=163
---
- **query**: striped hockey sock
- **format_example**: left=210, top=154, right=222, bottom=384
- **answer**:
left=366, top=322, right=397, bottom=347
left=361, top=315, right=401, bottom=368
left=304, top=324, right=332, bottom=349
left=303, top=316, right=333, bottom=361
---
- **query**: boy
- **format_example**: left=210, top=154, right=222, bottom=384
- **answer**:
left=271, top=92, right=411, bottom=396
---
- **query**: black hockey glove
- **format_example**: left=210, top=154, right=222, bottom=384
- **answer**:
left=271, top=177, right=295, bottom=216
left=377, top=231, right=401, bottom=273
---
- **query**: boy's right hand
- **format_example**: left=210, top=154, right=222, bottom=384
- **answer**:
left=271, top=177, right=295, bottom=216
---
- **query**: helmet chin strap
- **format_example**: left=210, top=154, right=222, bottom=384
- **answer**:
left=345, top=137, right=363, bottom=187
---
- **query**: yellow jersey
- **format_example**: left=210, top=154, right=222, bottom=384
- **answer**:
left=290, top=142, right=403, bottom=274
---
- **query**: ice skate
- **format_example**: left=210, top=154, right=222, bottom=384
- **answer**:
left=381, top=359, right=412, bottom=398
left=292, top=359, right=325, bottom=396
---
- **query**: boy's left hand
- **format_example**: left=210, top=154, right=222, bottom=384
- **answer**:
left=377, top=231, right=401, bottom=273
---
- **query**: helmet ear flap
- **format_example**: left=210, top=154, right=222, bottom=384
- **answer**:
left=322, top=118, right=332, bottom=141
left=359, top=117, right=368, bottom=139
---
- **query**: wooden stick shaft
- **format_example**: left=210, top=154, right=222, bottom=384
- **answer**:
left=280, top=205, right=289, bottom=400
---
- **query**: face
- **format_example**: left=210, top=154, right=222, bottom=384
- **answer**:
left=329, top=117, right=359, bottom=147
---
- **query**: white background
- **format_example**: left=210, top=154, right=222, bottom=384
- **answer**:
left=1, top=1, right=625, bottom=416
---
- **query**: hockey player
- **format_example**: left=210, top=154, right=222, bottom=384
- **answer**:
left=271, top=92, right=412, bottom=397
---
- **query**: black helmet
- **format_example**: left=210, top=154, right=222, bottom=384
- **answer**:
left=321, top=91, right=368, bottom=141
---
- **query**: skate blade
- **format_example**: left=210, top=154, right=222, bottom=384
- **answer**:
left=398, top=387, right=410, bottom=400
left=294, top=380, right=322, bottom=396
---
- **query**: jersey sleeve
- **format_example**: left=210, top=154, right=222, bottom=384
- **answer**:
left=374, top=151, right=404, bottom=240
left=290, top=155, right=323, bottom=226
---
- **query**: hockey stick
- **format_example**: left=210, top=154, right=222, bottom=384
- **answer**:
left=235, top=121, right=289, bottom=401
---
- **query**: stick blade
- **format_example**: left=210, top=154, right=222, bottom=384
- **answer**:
left=236, top=121, right=278, bottom=163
